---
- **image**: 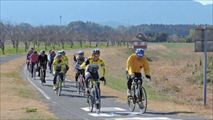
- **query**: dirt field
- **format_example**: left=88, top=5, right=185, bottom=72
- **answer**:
left=0, top=57, right=56, bottom=120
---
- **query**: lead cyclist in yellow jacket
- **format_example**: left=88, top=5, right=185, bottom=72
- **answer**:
left=52, top=54, right=66, bottom=90
left=126, top=48, right=151, bottom=97
left=81, top=49, right=106, bottom=94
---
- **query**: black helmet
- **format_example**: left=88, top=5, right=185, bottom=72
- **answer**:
left=34, top=51, right=37, bottom=54
left=92, top=49, right=100, bottom=54
left=40, top=50, right=45, bottom=54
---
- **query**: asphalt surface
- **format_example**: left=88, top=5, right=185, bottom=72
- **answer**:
left=0, top=54, right=207, bottom=120
left=0, top=54, right=24, bottom=64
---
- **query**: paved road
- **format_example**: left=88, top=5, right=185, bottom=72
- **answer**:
left=0, top=54, right=24, bottom=64
left=22, top=65, right=206, bottom=120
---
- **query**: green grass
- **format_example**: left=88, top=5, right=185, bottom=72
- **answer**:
left=106, top=76, right=166, bottom=101
left=0, top=42, right=121, bottom=56
left=25, top=107, right=37, bottom=113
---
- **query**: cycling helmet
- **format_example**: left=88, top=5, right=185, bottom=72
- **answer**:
left=92, top=48, right=100, bottom=54
left=78, top=50, right=84, bottom=55
left=135, top=48, right=144, bottom=57
left=40, top=50, right=45, bottom=54
left=58, top=51, right=62, bottom=55
left=61, top=50, right=65, bottom=55
left=33, top=51, right=37, bottom=54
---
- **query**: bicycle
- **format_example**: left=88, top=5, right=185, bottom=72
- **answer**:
left=27, top=60, right=31, bottom=73
left=87, top=78, right=106, bottom=114
left=39, top=65, right=46, bottom=85
left=30, top=63, right=37, bottom=79
left=127, top=76, right=147, bottom=114
left=77, top=69, right=85, bottom=94
left=54, top=72, right=64, bottom=96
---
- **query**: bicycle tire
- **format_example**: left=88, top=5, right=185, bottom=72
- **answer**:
left=95, top=85, right=101, bottom=114
left=87, top=95, right=94, bottom=112
left=57, top=75, right=62, bottom=96
left=40, top=69, right=44, bottom=84
left=77, top=75, right=82, bottom=94
left=128, top=85, right=136, bottom=112
left=138, top=86, right=147, bottom=114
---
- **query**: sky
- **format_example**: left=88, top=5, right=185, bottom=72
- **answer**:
left=1, top=0, right=213, bottom=26
left=194, top=0, right=213, bottom=5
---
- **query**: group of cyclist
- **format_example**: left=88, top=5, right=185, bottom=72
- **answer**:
left=26, top=47, right=151, bottom=98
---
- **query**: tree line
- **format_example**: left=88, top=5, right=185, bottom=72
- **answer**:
left=0, top=21, right=210, bottom=54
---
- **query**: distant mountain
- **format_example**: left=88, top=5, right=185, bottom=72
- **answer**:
left=1, top=0, right=212, bottom=25
left=101, top=21, right=126, bottom=28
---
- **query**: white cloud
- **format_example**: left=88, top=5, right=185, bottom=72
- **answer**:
left=194, top=0, right=213, bottom=5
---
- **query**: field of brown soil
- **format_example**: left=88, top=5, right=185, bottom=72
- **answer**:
left=0, top=57, right=56, bottom=120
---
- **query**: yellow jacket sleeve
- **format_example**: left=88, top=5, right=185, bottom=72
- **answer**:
left=126, top=54, right=134, bottom=75
left=143, top=57, right=150, bottom=76
left=80, top=58, right=89, bottom=70
left=52, top=59, right=58, bottom=74
left=100, top=59, right=105, bottom=77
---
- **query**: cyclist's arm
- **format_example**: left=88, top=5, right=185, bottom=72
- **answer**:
left=73, top=55, right=77, bottom=62
left=143, top=57, right=150, bottom=78
left=45, top=55, right=48, bottom=65
left=126, top=55, right=134, bottom=75
left=100, top=60, right=105, bottom=77
left=80, top=59, right=90, bottom=69
left=52, top=59, right=57, bottom=73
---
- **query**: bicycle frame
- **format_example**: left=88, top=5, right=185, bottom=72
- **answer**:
left=128, top=76, right=147, bottom=114
left=40, top=65, right=46, bottom=84
left=55, top=72, right=64, bottom=96
left=87, top=79, right=101, bottom=113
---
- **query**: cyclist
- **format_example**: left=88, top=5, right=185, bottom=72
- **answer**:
left=38, top=50, right=48, bottom=82
left=26, top=47, right=34, bottom=71
left=74, top=50, right=86, bottom=82
left=52, top=53, right=66, bottom=90
left=30, top=50, right=38, bottom=78
left=48, top=50, right=56, bottom=73
left=126, top=48, right=151, bottom=97
left=81, top=49, right=106, bottom=94
left=61, top=50, right=69, bottom=71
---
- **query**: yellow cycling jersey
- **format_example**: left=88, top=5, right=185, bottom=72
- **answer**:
left=62, top=55, right=69, bottom=65
left=81, top=57, right=105, bottom=77
left=126, top=54, right=150, bottom=76
left=52, top=59, right=66, bottom=74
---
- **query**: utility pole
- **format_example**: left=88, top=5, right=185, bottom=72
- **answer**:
left=203, top=26, right=208, bottom=106
left=60, top=15, right=62, bottom=25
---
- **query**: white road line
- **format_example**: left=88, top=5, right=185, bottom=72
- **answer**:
left=88, top=113, right=116, bottom=117
left=106, top=117, right=182, bottom=120
left=24, top=67, right=51, bottom=100
left=81, top=107, right=126, bottom=112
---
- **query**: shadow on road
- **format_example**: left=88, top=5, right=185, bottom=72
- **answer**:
left=63, top=84, right=77, bottom=88
left=146, top=111, right=195, bottom=115
left=101, top=95, right=118, bottom=99
left=60, top=93, right=86, bottom=98
left=62, top=89, right=77, bottom=93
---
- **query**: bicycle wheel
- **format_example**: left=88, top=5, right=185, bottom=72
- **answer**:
left=77, top=75, right=82, bottom=94
left=138, top=86, right=147, bottom=114
left=33, top=67, right=36, bottom=79
left=128, top=87, right=136, bottom=112
left=56, top=75, right=62, bottom=96
left=87, top=95, right=94, bottom=112
left=95, top=85, right=101, bottom=114
left=80, top=76, right=86, bottom=94
left=40, top=69, right=44, bottom=84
